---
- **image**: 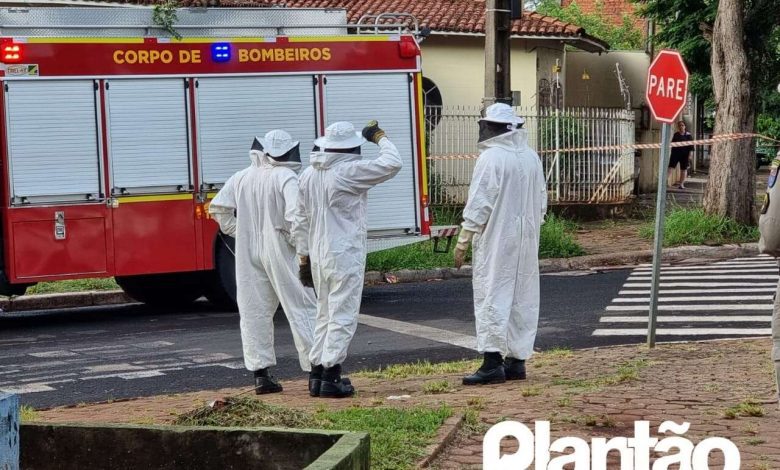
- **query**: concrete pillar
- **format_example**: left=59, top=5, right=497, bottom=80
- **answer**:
left=639, top=129, right=660, bottom=193
left=0, top=393, right=20, bottom=470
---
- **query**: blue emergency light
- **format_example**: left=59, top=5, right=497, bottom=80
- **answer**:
left=211, top=43, right=231, bottom=63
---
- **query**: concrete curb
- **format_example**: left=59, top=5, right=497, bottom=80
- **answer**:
left=1, top=243, right=762, bottom=312
left=0, top=290, right=134, bottom=312
left=417, top=414, right=465, bottom=469
left=369, top=242, right=761, bottom=284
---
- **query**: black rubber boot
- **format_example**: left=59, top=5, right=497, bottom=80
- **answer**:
left=309, top=364, right=324, bottom=397
left=319, top=364, right=355, bottom=398
left=504, top=357, right=527, bottom=381
left=463, top=352, right=506, bottom=385
left=254, top=368, right=283, bottom=395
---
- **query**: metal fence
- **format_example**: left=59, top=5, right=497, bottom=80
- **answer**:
left=426, top=106, right=636, bottom=207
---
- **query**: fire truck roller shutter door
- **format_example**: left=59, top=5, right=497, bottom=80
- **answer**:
left=323, top=73, right=417, bottom=234
left=106, top=79, right=191, bottom=192
left=6, top=80, right=101, bottom=201
left=196, top=75, right=317, bottom=186
left=197, top=75, right=317, bottom=306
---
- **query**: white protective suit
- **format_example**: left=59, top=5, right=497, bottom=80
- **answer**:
left=209, top=148, right=316, bottom=372
left=462, top=127, right=547, bottom=360
left=293, top=137, right=402, bottom=368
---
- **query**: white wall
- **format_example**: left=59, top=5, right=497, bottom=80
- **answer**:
left=420, top=36, right=572, bottom=109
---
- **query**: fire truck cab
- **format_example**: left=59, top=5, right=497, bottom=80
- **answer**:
left=0, top=7, right=436, bottom=306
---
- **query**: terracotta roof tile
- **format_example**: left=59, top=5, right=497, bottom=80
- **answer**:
left=121, top=0, right=607, bottom=46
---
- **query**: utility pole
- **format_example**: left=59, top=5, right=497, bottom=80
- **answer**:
left=483, top=0, right=517, bottom=109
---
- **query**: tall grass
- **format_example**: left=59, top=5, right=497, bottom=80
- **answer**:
left=539, top=213, right=586, bottom=258
left=639, top=208, right=759, bottom=247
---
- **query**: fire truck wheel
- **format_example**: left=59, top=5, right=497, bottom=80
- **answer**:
left=115, top=273, right=205, bottom=307
left=0, top=270, right=29, bottom=296
left=205, top=232, right=237, bottom=310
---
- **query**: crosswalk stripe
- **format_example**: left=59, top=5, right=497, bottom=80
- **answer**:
left=593, top=328, right=771, bottom=336
left=634, top=263, right=777, bottom=270
left=619, top=288, right=776, bottom=295
left=630, top=268, right=777, bottom=274
left=613, top=295, right=773, bottom=302
left=624, top=282, right=778, bottom=287
left=628, top=275, right=777, bottom=280
left=606, top=304, right=772, bottom=311
left=600, top=315, right=772, bottom=323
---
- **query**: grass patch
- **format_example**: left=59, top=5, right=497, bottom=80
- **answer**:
left=422, top=379, right=453, bottom=395
left=554, top=413, right=615, bottom=428
left=539, top=214, right=586, bottom=258
left=540, top=346, right=574, bottom=359
left=724, top=400, right=765, bottom=419
left=551, top=359, right=649, bottom=393
left=639, top=208, right=759, bottom=247
left=556, top=396, right=572, bottom=407
left=466, top=397, right=486, bottom=410
left=365, top=239, right=461, bottom=272
left=176, top=397, right=451, bottom=470
left=20, top=405, right=39, bottom=422
left=462, top=408, right=487, bottom=435
left=26, top=277, right=119, bottom=295
left=746, top=438, right=766, bottom=446
left=353, top=359, right=478, bottom=380
left=317, top=405, right=452, bottom=470
left=520, top=386, right=542, bottom=397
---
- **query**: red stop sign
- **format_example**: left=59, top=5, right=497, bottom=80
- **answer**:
left=645, top=50, right=689, bottom=124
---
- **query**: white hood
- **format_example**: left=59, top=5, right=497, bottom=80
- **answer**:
left=250, top=150, right=302, bottom=173
left=309, top=151, right=362, bottom=170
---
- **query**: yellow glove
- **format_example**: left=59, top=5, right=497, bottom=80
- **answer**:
left=453, top=228, right=475, bottom=269
left=362, top=120, right=386, bottom=144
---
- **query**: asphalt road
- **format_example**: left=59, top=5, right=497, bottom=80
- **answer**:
left=0, top=256, right=775, bottom=408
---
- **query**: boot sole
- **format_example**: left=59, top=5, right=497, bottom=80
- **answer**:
left=505, top=375, right=526, bottom=381
left=256, top=386, right=283, bottom=395
left=462, top=378, right=506, bottom=386
left=318, top=391, right=355, bottom=398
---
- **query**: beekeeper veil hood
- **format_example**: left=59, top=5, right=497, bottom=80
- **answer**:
left=478, top=103, right=525, bottom=143
left=254, top=129, right=301, bottom=163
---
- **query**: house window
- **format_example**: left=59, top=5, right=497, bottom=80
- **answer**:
left=422, top=76, right=443, bottom=128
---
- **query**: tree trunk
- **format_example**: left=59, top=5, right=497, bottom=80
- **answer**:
left=702, top=0, right=756, bottom=224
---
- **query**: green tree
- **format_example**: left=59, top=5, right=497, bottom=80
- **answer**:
left=535, top=0, right=644, bottom=50
left=639, top=0, right=780, bottom=224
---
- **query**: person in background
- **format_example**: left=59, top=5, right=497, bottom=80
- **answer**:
left=668, top=120, right=694, bottom=189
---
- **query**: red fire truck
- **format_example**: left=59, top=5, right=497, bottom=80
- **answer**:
left=0, top=7, right=442, bottom=306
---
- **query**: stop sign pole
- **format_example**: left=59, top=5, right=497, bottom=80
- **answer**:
left=645, top=50, right=689, bottom=347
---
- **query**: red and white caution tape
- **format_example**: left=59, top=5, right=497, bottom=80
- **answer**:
left=426, top=132, right=780, bottom=161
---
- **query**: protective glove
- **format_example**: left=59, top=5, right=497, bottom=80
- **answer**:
left=299, top=256, right=314, bottom=288
left=453, top=228, right=476, bottom=269
left=362, top=120, right=386, bottom=144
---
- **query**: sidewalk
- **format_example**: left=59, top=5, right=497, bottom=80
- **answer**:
left=34, top=338, right=779, bottom=468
